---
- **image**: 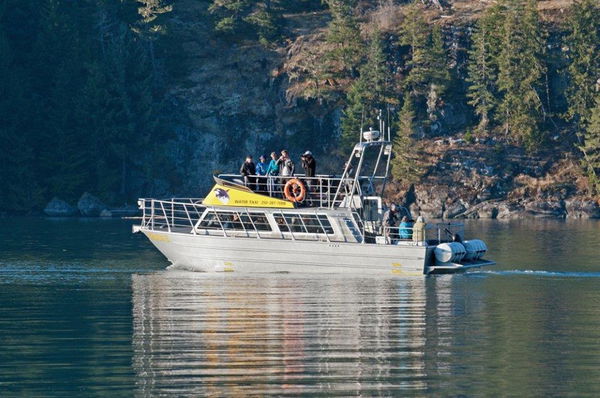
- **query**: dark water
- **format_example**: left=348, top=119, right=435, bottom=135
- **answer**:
left=1, top=217, right=599, bottom=396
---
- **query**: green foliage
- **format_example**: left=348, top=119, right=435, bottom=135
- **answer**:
left=340, top=30, right=392, bottom=153
left=391, top=94, right=422, bottom=184
left=324, top=0, right=363, bottom=79
left=579, top=96, right=600, bottom=195
left=0, top=28, right=43, bottom=211
left=209, top=0, right=283, bottom=44
left=466, top=12, right=500, bottom=133
left=564, top=0, right=600, bottom=131
left=0, top=0, right=168, bottom=212
left=496, top=0, right=547, bottom=150
left=398, top=4, right=451, bottom=128
left=135, top=0, right=173, bottom=35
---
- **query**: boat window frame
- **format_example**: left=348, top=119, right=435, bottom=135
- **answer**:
left=273, top=212, right=335, bottom=236
left=197, top=209, right=273, bottom=232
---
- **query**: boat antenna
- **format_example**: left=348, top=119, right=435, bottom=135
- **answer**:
left=387, top=105, right=391, bottom=141
left=359, top=107, right=365, bottom=144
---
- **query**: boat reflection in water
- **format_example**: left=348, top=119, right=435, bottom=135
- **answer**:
left=132, top=271, right=473, bottom=396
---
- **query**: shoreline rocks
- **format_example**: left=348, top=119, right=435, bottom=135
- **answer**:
left=44, top=198, right=78, bottom=217
left=77, top=192, right=108, bottom=217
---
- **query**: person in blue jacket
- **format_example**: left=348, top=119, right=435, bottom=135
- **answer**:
left=265, top=152, right=280, bottom=195
left=255, top=155, right=268, bottom=193
left=399, top=216, right=413, bottom=239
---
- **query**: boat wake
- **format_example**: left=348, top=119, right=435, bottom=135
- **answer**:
left=468, top=269, right=600, bottom=278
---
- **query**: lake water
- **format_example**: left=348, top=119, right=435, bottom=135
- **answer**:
left=1, top=217, right=599, bottom=396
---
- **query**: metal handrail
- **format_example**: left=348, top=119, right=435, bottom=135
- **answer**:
left=218, top=173, right=377, bottom=210
left=138, top=198, right=466, bottom=246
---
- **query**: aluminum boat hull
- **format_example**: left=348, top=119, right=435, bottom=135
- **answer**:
left=141, top=229, right=493, bottom=276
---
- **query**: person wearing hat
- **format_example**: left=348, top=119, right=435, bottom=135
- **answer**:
left=300, top=151, right=316, bottom=177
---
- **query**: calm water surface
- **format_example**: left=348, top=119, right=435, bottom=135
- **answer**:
left=1, top=217, right=599, bottom=396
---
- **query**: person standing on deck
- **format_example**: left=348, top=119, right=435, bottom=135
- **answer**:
left=277, top=150, right=295, bottom=177
left=239, top=155, right=256, bottom=188
left=266, top=152, right=280, bottom=196
left=300, top=151, right=316, bottom=177
left=300, top=151, right=316, bottom=204
left=277, top=150, right=295, bottom=196
left=255, top=155, right=268, bottom=193
left=412, top=216, right=426, bottom=244
left=399, top=216, right=413, bottom=239
left=382, top=204, right=399, bottom=242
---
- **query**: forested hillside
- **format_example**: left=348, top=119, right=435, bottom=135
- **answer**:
left=0, top=0, right=598, bottom=217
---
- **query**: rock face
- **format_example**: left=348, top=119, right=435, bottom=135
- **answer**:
left=565, top=199, right=600, bottom=219
left=77, top=193, right=108, bottom=217
left=44, top=198, right=78, bottom=217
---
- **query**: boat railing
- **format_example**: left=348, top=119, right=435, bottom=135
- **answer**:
left=218, top=173, right=383, bottom=209
left=138, top=198, right=206, bottom=234
left=138, top=198, right=359, bottom=243
left=380, top=222, right=465, bottom=245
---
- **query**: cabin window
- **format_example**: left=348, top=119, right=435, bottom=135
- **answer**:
left=274, top=213, right=333, bottom=235
left=199, top=211, right=272, bottom=231
left=242, top=213, right=272, bottom=231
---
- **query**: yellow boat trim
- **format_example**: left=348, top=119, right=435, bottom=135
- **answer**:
left=146, top=232, right=170, bottom=242
left=202, top=184, right=294, bottom=208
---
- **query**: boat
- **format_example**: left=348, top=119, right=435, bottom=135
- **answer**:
left=133, top=126, right=495, bottom=276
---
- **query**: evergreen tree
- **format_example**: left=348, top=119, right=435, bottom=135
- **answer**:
left=399, top=4, right=431, bottom=97
left=134, top=0, right=173, bottom=69
left=496, top=0, right=546, bottom=149
left=340, top=31, right=391, bottom=152
left=564, top=0, right=600, bottom=131
left=245, top=1, right=283, bottom=45
left=209, top=0, right=283, bottom=44
left=209, top=0, right=251, bottom=34
left=391, top=94, right=422, bottom=184
left=324, top=0, right=363, bottom=79
left=580, top=96, right=600, bottom=195
left=466, top=18, right=498, bottom=132
left=399, top=4, right=451, bottom=127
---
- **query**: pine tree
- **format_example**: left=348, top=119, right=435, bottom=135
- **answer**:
left=391, top=94, right=422, bottom=184
left=0, top=28, right=43, bottom=211
left=399, top=4, right=431, bottom=97
left=399, top=4, right=451, bottom=127
left=496, top=0, right=546, bottom=149
left=580, top=96, right=600, bottom=195
left=324, top=0, right=363, bottom=79
left=135, top=0, right=173, bottom=35
left=564, top=0, right=600, bottom=131
left=339, top=31, right=391, bottom=153
left=209, top=0, right=283, bottom=44
left=466, top=18, right=498, bottom=132
left=245, top=1, right=283, bottom=45
left=209, top=0, right=251, bottom=34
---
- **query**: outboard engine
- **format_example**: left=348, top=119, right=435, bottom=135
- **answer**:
left=462, top=239, right=488, bottom=261
left=434, top=242, right=467, bottom=264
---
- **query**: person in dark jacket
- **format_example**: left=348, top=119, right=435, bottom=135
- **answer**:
left=382, top=204, right=399, bottom=242
left=300, top=151, right=316, bottom=177
left=239, top=155, right=256, bottom=188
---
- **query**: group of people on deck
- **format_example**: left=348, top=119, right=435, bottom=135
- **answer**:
left=239, top=150, right=316, bottom=194
left=383, top=203, right=426, bottom=243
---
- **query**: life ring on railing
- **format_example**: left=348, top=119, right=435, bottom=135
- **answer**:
left=283, top=178, right=307, bottom=203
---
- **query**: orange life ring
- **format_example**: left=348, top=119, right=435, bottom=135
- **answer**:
left=283, top=178, right=307, bottom=203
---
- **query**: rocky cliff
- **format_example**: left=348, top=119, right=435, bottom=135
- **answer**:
left=158, top=0, right=599, bottom=219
